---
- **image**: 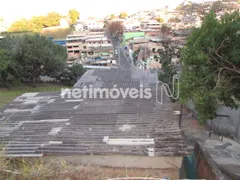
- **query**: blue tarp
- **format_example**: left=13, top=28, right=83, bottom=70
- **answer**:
left=95, top=57, right=102, bottom=61
left=53, top=40, right=66, bottom=46
left=48, top=37, right=66, bottom=46
left=48, top=37, right=54, bottom=41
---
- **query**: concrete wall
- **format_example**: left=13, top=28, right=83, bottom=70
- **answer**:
left=194, top=142, right=228, bottom=180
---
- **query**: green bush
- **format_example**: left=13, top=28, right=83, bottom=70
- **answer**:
left=57, top=64, right=86, bottom=86
left=180, top=11, right=240, bottom=122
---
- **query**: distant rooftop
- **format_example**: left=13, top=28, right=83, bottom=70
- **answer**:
left=89, top=46, right=113, bottom=52
left=66, top=34, right=106, bottom=41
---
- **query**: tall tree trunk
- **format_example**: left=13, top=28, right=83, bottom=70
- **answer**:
left=31, top=78, right=36, bottom=87
left=1, top=72, right=7, bottom=88
left=31, top=73, right=36, bottom=87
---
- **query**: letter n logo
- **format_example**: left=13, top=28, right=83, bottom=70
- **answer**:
left=156, top=75, right=179, bottom=104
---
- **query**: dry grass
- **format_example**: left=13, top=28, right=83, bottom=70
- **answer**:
left=0, top=155, right=177, bottom=180
left=40, top=27, right=73, bottom=39
left=3, top=27, right=73, bottom=40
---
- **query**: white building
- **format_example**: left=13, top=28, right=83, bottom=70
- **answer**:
left=75, top=23, right=84, bottom=31
left=86, top=20, right=104, bottom=29
left=75, top=20, right=104, bottom=30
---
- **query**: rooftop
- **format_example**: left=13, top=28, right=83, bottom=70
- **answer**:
left=88, top=46, right=114, bottom=52
left=66, top=35, right=106, bottom=41
left=86, top=37, right=108, bottom=42
left=0, top=52, right=187, bottom=157
left=129, top=37, right=150, bottom=44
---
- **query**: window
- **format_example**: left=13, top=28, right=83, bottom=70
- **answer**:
left=83, top=46, right=87, bottom=49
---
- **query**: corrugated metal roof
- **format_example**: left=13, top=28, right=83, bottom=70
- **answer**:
left=0, top=50, right=187, bottom=157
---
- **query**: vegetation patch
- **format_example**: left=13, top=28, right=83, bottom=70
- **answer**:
left=0, top=156, right=177, bottom=180
left=180, top=11, right=240, bottom=123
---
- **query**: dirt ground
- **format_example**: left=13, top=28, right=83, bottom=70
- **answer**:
left=58, top=166, right=178, bottom=180
left=0, top=156, right=178, bottom=180
left=172, top=101, right=206, bottom=133
left=172, top=101, right=208, bottom=149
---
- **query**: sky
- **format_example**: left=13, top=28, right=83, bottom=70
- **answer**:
left=0, top=0, right=206, bottom=26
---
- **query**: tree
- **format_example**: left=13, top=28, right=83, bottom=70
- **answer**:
left=8, top=17, right=45, bottom=32
left=156, top=17, right=164, bottom=23
left=158, top=40, right=179, bottom=102
left=103, top=20, right=108, bottom=29
left=110, top=14, right=116, bottom=20
left=105, top=21, right=124, bottom=40
left=133, top=48, right=140, bottom=62
left=44, top=12, right=61, bottom=27
left=8, top=12, right=62, bottom=32
left=8, top=19, right=32, bottom=32
left=119, top=12, right=128, bottom=19
left=158, top=40, right=178, bottom=91
left=137, top=46, right=151, bottom=61
left=14, top=34, right=66, bottom=87
left=168, top=17, right=181, bottom=23
left=0, top=49, right=14, bottom=87
left=160, top=24, right=171, bottom=36
left=68, top=9, right=79, bottom=25
left=180, top=11, right=240, bottom=123
left=0, top=36, right=18, bottom=87
left=57, top=64, right=86, bottom=86
left=30, top=16, right=46, bottom=32
left=176, top=2, right=206, bottom=17
left=211, top=1, right=224, bottom=13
